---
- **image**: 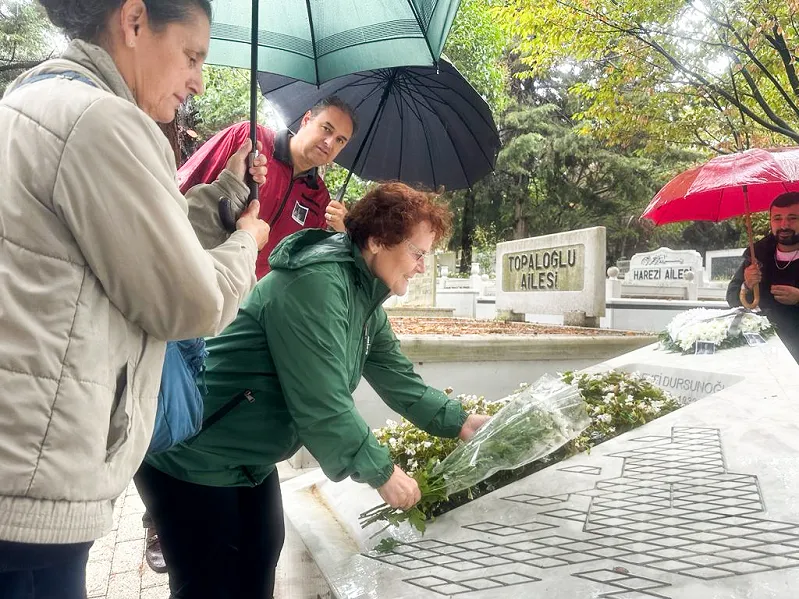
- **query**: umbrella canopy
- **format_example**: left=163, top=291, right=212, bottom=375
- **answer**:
left=205, top=0, right=462, bottom=227
left=258, top=60, right=500, bottom=192
left=641, top=147, right=799, bottom=225
left=207, top=0, right=461, bottom=85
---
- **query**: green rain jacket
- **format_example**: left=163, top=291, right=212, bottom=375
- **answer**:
left=146, top=230, right=468, bottom=488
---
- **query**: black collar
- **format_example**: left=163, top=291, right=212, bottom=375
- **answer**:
left=273, top=129, right=319, bottom=189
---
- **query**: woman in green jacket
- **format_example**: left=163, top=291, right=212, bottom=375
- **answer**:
left=137, top=182, right=489, bottom=598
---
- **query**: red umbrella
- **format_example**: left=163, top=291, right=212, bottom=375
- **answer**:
left=640, top=147, right=799, bottom=308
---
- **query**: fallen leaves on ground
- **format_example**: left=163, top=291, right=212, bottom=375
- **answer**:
left=387, top=317, right=646, bottom=337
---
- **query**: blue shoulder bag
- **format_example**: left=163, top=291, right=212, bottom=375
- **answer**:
left=148, top=338, right=207, bottom=453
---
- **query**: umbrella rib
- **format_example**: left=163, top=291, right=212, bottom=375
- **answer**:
left=404, top=70, right=497, bottom=176
left=304, top=0, right=320, bottom=85
left=397, top=87, right=438, bottom=188
left=259, top=76, right=300, bottom=95
left=408, top=69, right=498, bottom=135
left=396, top=86, right=405, bottom=180
left=406, top=70, right=497, bottom=132
left=349, top=72, right=396, bottom=176
left=403, top=73, right=490, bottom=186
left=404, top=0, right=437, bottom=64
left=411, top=69, right=497, bottom=133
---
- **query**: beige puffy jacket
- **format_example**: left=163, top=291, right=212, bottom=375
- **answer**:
left=0, top=40, right=257, bottom=544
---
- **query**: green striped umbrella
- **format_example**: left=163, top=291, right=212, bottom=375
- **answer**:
left=207, top=0, right=462, bottom=228
left=208, top=0, right=461, bottom=84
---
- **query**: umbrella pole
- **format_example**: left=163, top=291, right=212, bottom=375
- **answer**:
left=218, top=0, right=260, bottom=232
left=247, top=0, right=260, bottom=202
left=739, top=184, right=761, bottom=309
left=334, top=71, right=396, bottom=203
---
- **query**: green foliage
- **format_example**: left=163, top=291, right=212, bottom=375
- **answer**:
left=191, top=65, right=264, bottom=141
left=443, top=0, right=510, bottom=114
left=373, top=394, right=502, bottom=474
left=472, top=225, right=497, bottom=274
left=496, top=0, right=799, bottom=150
left=1, top=0, right=61, bottom=95
left=322, top=163, right=369, bottom=206
left=450, top=99, right=697, bottom=264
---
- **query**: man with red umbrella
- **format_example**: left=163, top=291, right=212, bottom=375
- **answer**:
left=642, top=147, right=799, bottom=362
left=726, top=192, right=799, bottom=362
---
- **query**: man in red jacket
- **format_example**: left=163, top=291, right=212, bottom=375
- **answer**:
left=179, top=96, right=357, bottom=277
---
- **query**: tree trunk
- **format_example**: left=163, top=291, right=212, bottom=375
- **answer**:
left=513, top=178, right=529, bottom=239
left=458, top=189, right=476, bottom=273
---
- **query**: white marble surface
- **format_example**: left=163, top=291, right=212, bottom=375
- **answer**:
left=283, top=336, right=799, bottom=598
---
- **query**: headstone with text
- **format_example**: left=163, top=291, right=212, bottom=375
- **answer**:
left=495, top=227, right=606, bottom=320
left=620, top=363, right=743, bottom=405
left=624, top=247, right=704, bottom=286
left=706, top=248, right=746, bottom=281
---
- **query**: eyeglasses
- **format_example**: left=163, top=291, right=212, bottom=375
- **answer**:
left=405, top=240, right=430, bottom=264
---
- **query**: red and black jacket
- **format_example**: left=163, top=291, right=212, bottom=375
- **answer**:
left=178, top=122, right=331, bottom=278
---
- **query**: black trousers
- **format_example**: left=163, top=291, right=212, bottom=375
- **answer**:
left=134, top=462, right=285, bottom=599
left=0, top=539, right=92, bottom=599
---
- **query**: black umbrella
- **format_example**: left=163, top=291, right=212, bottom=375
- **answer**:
left=257, top=60, right=500, bottom=198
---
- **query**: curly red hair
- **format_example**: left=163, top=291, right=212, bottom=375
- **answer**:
left=345, top=182, right=451, bottom=249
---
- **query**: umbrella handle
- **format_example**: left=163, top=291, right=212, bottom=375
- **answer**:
left=739, top=185, right=760, bottom=309
left=739, top=283, right=760, bottom=309
left=218, top=149, right=260, bottom=234
left=218, top=197, right=238, bottom=233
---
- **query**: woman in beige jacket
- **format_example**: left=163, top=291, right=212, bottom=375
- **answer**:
left=0, top=1, right=270, bottom=596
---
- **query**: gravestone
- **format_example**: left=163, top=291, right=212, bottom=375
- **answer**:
left=398, top=253, right=436, bottom=307
left=706, top=248, right=746, bottom=281
left=495, top=227, right=606, bottom=326
left=624, top=247, right=704, bottom=285
left=436, top=251, right=458, bottom=274
left=619, top=362, right=743, bottom=405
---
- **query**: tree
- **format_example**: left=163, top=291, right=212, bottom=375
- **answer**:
left=322, top=164, right=369, bottom=205
left=440, top=0, right=511, bottom=270
left=497, top=0, right=799, bottom=152
left=1, top=0, right=61, bottom=95
left=443, top=0, right=510, bottom=114
left=190, top=65, right=265, bottom=141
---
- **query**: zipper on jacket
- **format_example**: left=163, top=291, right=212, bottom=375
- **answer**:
left=361, top=292, right=391, bottom=347
left=270, top=179, right=296, bottom=226
left=241, top=466, right=259, bottom=486
left=186, top=389, right=254, bottom=445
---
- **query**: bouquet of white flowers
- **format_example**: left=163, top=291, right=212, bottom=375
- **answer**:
left=360, top=375, right=589, bottom=535
left=660, top=307, right=774, bottom=353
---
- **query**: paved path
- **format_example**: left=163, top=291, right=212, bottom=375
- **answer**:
left=87, top=465, right=331, bottom=599
left=86, top=482, right=168, bottom=599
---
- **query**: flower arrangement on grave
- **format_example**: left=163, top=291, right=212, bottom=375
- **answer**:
left=659, top=307, right=774, bottom=354
left=362, top=370, right=679, bottom=540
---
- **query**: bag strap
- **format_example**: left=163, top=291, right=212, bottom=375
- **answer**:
left=11, top=70, right=100, bottom=93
